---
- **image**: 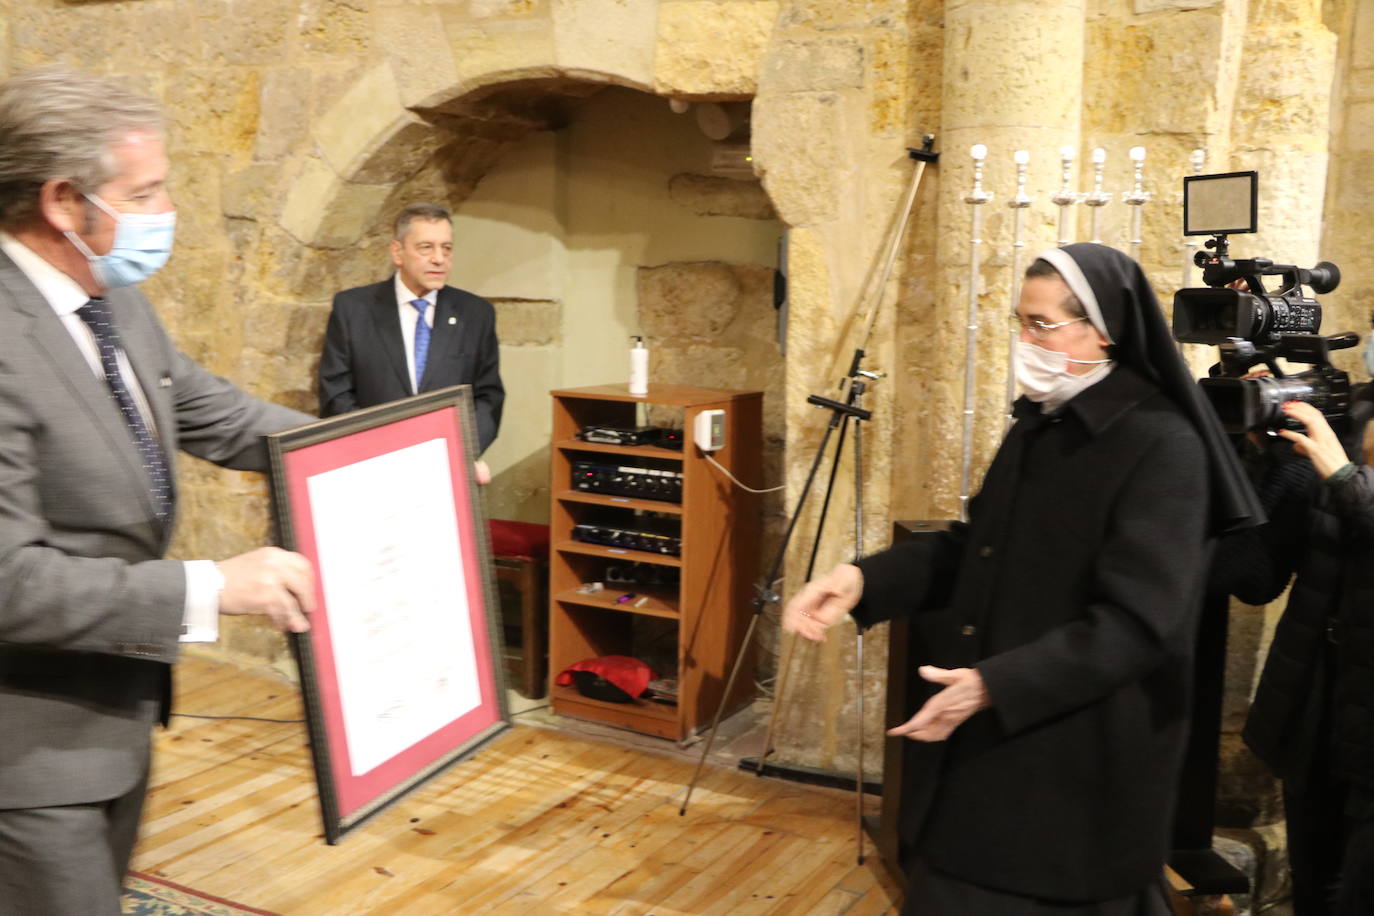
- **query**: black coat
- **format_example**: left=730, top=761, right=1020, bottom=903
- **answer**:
left=317, top=278, right=505, bottom=453
left=1239, top=456, right=1374, bottom=797
left=854, top=366, right=1211, bottom=903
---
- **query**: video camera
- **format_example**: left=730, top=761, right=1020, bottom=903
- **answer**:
left=1171, top=170, right=1356, bottom=433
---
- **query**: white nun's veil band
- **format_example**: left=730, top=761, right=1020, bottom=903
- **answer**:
left=1035, top=246, right=1114, bottom=344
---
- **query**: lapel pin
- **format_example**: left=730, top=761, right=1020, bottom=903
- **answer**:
left=159, top=375, right=172, bottom=388
left=448, top=316, right=456, bottom=325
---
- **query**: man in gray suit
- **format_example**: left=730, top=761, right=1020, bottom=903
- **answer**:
left=0, top=68, right=317, bottom=914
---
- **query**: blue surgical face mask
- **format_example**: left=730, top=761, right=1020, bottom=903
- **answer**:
left=64, top=193, right=176, bottom=289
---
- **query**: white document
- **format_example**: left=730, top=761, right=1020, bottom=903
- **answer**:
left=307, top=438, right=481, bottom=776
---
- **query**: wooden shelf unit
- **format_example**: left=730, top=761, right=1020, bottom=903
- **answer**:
left=548, top=383, right=763, bottom=741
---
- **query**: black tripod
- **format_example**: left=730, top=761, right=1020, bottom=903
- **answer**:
left=679, top=351, right=876, bottom=860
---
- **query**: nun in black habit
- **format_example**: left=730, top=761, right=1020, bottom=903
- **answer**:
left=784, top=243, right=1261, bottom=915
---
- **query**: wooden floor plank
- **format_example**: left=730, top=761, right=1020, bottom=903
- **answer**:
left=133, top=654, right=902, bottom=915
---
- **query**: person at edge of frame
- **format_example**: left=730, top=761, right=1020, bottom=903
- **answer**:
left=1210, top=385, right=1374, bottom=916
left=782, top=242, right=1264, bottom=916
left=0, top=67, right=316, bottom=916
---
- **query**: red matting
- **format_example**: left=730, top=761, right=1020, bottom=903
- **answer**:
left=280, top=408, right=501, bottom=822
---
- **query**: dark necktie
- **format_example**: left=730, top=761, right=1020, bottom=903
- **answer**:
left=411, top=298, right=431, bottom=390
left=76, top=299, right=173, bottom=520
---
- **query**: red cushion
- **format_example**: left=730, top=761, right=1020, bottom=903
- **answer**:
left=488, top=519, right=550, bottom=560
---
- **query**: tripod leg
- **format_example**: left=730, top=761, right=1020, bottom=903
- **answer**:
left=805, top=417, right=851, bottom=580
left=856, top=629, right=866, bottom=865
left=677, top=358, right=868, bottom=814
left=852, top=389, right=866, bottom=866
left=679, top=612, right=763, bottom=815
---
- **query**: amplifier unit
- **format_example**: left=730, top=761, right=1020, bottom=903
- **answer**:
left=577, top=425, right=684, bottom=449
left=572, top=520, right=682, bottom=556
left=577, top=425, right=660, bottom=446
left=571, top=461, right=683, bottom=503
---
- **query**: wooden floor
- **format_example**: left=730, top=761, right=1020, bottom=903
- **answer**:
left=134, top=655, right=902, bottom=915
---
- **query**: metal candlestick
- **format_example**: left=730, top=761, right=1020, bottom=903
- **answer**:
left=1006, top=149, right=1033, bottom=430
left=1123, top=146, right=1149, bottom=262
left=1084, top=147, right=1112, bottom=244
left=1182, top=149, right=1206, bottom=288
left=960, top=143, right=992, bottom=522
left=1051, top=146, right=1079, bottom=246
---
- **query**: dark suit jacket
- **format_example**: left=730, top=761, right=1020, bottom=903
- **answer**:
left=317, top=278, right=504, bottom=453
left=853, top=367, right=1211, bottom=903
left=0, top=247, right=312, bottom=809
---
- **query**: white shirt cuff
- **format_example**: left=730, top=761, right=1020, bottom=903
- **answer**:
left=181, top=560, right=223, bottom=643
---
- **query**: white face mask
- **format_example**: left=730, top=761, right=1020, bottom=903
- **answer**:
left=1015, top=340, right=1113, bottom=410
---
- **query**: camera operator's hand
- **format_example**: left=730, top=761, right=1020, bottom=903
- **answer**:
left=1278, top=401, right=1350, bottom=480
left=781, top=563, right=863, bottom=643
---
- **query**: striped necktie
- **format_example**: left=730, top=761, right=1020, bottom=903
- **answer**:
left=76, top=298, right=173, bottom=520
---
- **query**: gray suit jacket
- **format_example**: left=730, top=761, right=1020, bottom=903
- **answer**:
left=0, top=248, right=311, bottom=808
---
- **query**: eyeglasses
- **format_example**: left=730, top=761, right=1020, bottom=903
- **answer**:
left=1011, top=313, right=1088, bottom=340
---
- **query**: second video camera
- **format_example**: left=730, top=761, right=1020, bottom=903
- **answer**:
left=1172, top=170, right=1356, bottom=433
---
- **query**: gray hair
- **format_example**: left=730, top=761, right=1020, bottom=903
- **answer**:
left=0, top=67, right=163, bottom=230
left=393, top=202, right=452, bottom=242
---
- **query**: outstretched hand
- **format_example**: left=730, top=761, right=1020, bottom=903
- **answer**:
left=886, top=666, right=990, bottom=742
left=1278, top=401, right=1349, bottom=480
left=781, top=563, right=863, bottom=643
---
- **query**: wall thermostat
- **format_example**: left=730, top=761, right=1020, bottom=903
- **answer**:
left=694, top=409, right=726, bottom=452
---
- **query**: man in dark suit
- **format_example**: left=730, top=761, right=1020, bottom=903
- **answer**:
left=0, top=68, right=317, bottom=915
left=318, top=202, right=504, bottom=481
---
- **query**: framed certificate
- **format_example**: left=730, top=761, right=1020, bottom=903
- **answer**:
left=267, top=386, right=508, bottom=843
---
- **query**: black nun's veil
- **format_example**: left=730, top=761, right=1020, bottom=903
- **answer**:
left=1046, top=243, right=1264, bottom=535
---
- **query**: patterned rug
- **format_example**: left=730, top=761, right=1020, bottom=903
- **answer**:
left=122, top=872, right=280, bottom=916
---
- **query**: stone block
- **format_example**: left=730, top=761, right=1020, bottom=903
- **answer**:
left=943, top=4, right=1085, bottom=131
left=314, top=64, right=436, bottom=183
left=253, top=67, right=315, bottom=162
left=1133, top=0, right=1219, bottom=12
left=668, top=173, right=777, bottom=219
left=280, top=157, right=394, bottom=248
left=760, top=39, right=865, bottom=93
left=223, top=164, right=284, bottom=221
left=652, top=344, right=750, bottom=389
left=372, top=9, right=463, bottom=109
left=471, top=0, right=546, bottom=16
left=494, top=299, right=562, bottom=346
left=654, top=1, right=779, bottom=97
left=780, top=0, right=905, bottom=30
left=1355, top=0, right=1374, bottom=70
left=298, top=0, right=374, bottom=55
left=196, top=0, right=294, bottom=67
left=1234, top=27, right=1337, bottom=142
left=440, top=10, right=559, bottom=87
left=1342, top=100, right=1374, bottom=152
left=638, top=261, right=749, bottom=341
left=164, top=68, right=262, bottom=161
left=551, top=0, right=658, bottom=88
left=752, top=92, right=842, bottom=227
